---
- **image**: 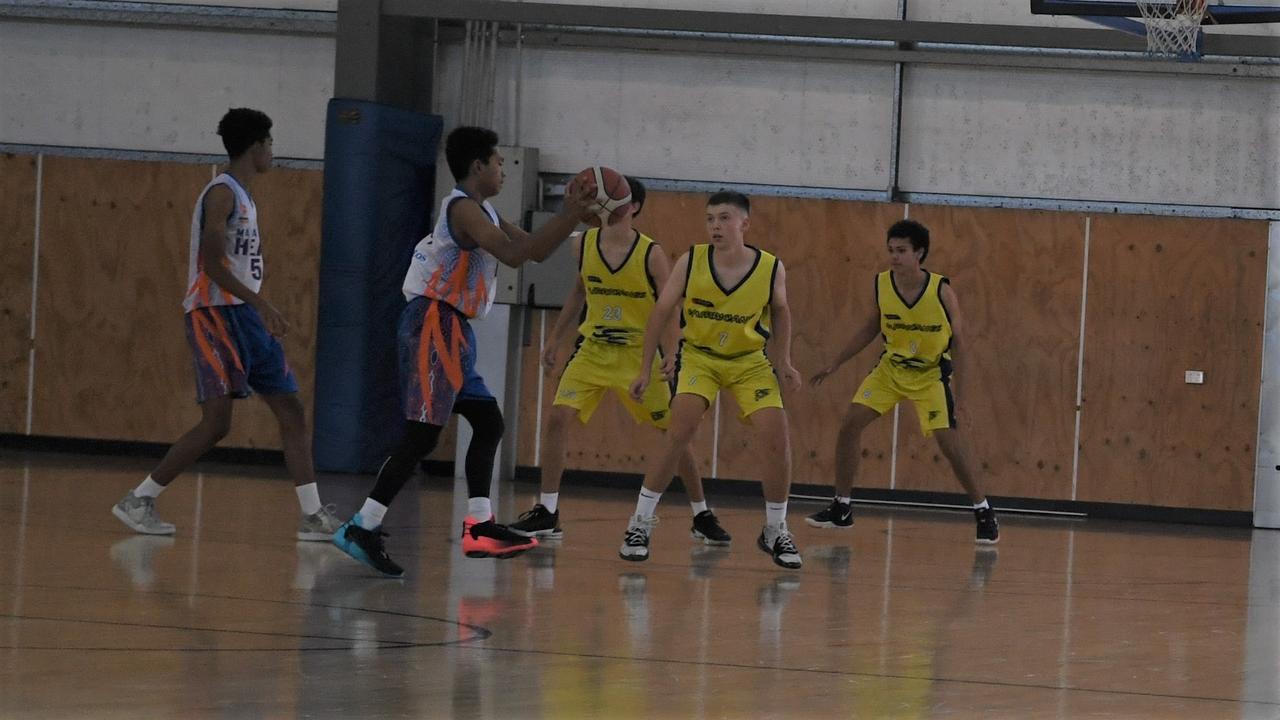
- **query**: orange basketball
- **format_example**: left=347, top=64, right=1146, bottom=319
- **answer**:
left=569, top=166, right=632, bottom=226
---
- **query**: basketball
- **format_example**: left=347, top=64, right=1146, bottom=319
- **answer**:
left=569, top=165, right=632, bottom=226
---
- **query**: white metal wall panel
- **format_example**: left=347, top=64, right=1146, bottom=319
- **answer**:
left=900, top=64, right=1280, bottom=208
left=434, top=44, right=897, bottom=188
left=0, top=20, right=334, bottom=159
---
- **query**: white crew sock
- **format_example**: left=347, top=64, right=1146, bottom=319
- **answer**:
left=540, top=492, right=559, bottom=514
left=134, top=476, right=166, bottom=499
left=635, top=488, right=662, bottom=520
left=836, top=495, right=852, bottom=505
left=468, top=496, right=492, bottom=520
left=357, top=499, right=388, bottom=529
left=974, top=499, right=990, bottom=511
left=690, top=500, right=708, bottom=516
left=765, top=501, right=788, bottom=527
left=295, top=483, right=322, bottom=516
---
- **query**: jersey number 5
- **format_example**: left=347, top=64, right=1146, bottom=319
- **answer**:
left=251, top=257, right=263, bottom=280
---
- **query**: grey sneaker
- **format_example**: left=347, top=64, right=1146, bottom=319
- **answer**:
left=111, top=492, right=176, bottom=535
left=297, top=504, right=342, bottom=541
left=619, top=514, right=658, bottom=562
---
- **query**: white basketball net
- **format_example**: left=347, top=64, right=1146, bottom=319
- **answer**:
left=1136, top=0, right=1209, bottom=57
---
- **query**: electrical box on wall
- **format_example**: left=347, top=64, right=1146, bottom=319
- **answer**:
left=519, top=210, right=582, bottom=308
left=432, top=145, right=540, bottom=305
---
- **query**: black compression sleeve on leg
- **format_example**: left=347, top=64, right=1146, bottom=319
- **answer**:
left=368, top=421, right=443, bottom=506
left=454, top=398, right=505, bottom=499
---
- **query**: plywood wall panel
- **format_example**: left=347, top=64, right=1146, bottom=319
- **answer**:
left=0, top=154, right=37, bottom=434
left=894, top=206, right=1085, bottom=501
left=1076, top=215, right=1266, bottom=510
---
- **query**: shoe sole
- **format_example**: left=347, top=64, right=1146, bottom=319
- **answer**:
left=332, top=538, right=405, bottom=577
left=690, top=531, right=731, bottom=547
left=111, top=506, right=176, bottom=535
left=804, top=518, right=853, bottom=529
left=975, top=537, right=1000, bottom=545
left=619, top=550, right=649, bottom=562
left=297, top=531, right=337, bottom=542
left=510, top=527, right=564, bottom=539
left=465, top=545, right=535, bottom=559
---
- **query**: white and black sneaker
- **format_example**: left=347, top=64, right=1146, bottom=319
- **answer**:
left=805, top=499, right=853, bottom=529
left=619, top=514, right=657, bottom=562
left=758, top=522, right=803, bottom=570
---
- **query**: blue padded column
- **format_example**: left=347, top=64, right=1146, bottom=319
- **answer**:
left=314, top=98, right=443, bottom=472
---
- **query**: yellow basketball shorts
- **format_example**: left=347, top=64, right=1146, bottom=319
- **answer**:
left=853, top=359, right=956, bottom=436
left=675, top=346, right=783, bottom=420
left=554, top=340, right=672, bottom=428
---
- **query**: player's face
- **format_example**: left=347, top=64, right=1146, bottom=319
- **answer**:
left=705, top=204, right=749, bottom=248
left=887, top=237, right=922, bottom=270
left=251, top=135, right=274, bottom=173
left=475, top=150, right=505, bottom=197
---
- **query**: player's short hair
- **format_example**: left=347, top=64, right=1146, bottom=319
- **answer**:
left=707, top=190, right=750, bottom=215
left=217, top=108, right=272, bottom=159
left=624, top=176, right=647, bottom=218
left=887, top=219, right=930, bottom=262
left=446, top=126, right=500, bottom=181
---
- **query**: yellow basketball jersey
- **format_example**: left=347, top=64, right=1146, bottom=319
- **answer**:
left=876, top=270, right=952, bottom=370
left=576, top=228, right=658, bottom=347
left=682, top=244, right=777, bottom=358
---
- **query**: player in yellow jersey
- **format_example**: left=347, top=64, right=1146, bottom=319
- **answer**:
left=510, top=178, right=731, bottom=546
left=809, top=220, right=999, bottom=544
left=621, top=191, right=803, bottom=569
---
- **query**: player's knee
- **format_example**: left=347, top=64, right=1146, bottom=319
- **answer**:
left=469, top=403, right=505, bottom=446
left=545, top=407, right=571, bottom=435
left=203, top=414, right=232, bottom=442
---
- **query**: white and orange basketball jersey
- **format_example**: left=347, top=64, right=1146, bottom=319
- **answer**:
left=183, top=173, right=262, bottom=312
left=402, top=187, right=501, bottom=319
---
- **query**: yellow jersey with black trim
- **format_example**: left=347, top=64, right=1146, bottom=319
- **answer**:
left=876, top=270, right=952, bottom=370
left=682, top=244, right=777, bottom=358
left=576, top=228, right=658, bottom=347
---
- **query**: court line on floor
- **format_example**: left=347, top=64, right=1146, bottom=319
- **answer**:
left=0, top=584, right=493, bottom=652
left=463, top=644, right=1280, bottom=708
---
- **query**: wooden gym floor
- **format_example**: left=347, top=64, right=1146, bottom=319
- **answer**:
left=1, top=450, right=1277, bottom=719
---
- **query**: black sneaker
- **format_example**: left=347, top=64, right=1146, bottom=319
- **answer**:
left=975, top=506, right=1000, bottom=545
left=757, top=524, right=803, bottom=570
left=805, top=499, right=853, bottom=529
left=509, top=503, right=563, bottom=538
left=690, top=510, right=732, bottom=546
left=333, top=519, right=405, bottom=578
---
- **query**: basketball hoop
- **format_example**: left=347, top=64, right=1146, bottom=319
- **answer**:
left=1135, top=0, right=1209, bottom=58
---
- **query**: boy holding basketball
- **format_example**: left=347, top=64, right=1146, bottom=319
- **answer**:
left=509, top=176, right=732, bottom=547
left=620, top=191, right=803, bottom=569
left=808, top=219, right=999, bottom=544
left=111, top=108, right=341, bottom=542
left=331, top=126, right=596, bottom=577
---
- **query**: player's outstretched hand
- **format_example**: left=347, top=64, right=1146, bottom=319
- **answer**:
left=563, top=181, right=598, bottom=224
left=629, top=374, right=650, bottom=402
left=779, top=362, right=802, bottom=392
left=256, top=299, right=290, bottom=338
left=810, top=365, right=837, bottom=387
left=542, top=344, right=559, bottom=373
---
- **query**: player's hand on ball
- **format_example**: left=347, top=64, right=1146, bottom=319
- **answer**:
left=779, top=362, right=802, bottom=391
left=629, top=374, right=650, bottom=402
left=563, top=182, right=598, bottom=223
left=810, top=365, right=837, bottom=387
